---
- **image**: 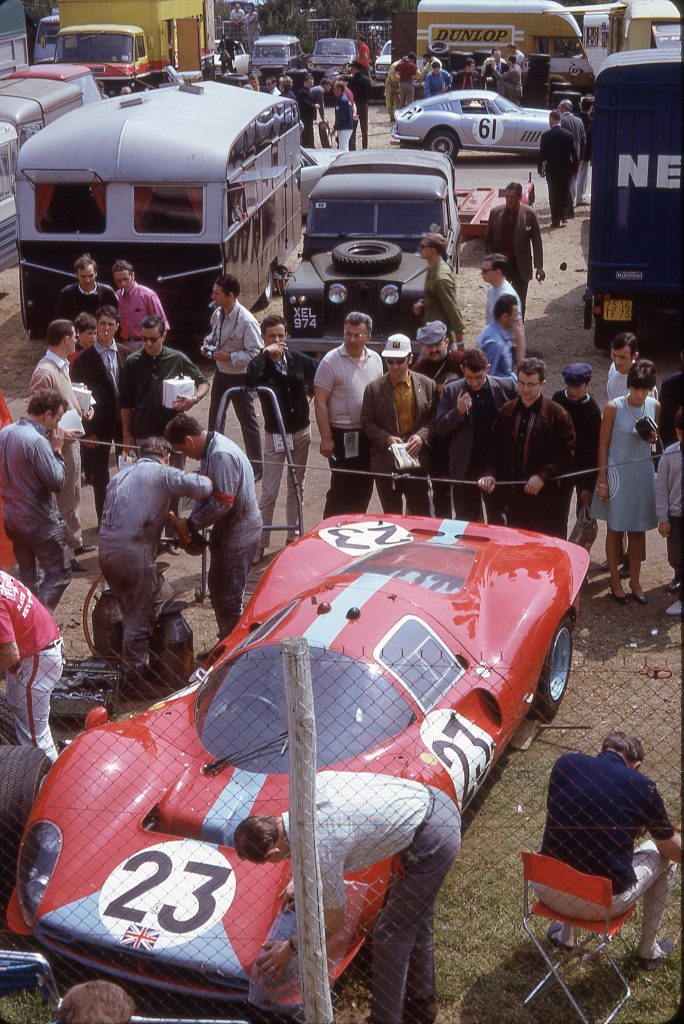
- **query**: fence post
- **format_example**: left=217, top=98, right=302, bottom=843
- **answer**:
left=281, top=636, right=334, bottom=1024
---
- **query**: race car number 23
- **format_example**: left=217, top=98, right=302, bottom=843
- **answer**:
left=99, top=840, right=236, bottom=948
left=420, top=709, right=495, bottom=808
left=471, top=116, right=503, bottom=145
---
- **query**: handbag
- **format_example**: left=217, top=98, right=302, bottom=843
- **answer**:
left=568, top=504, right=598, bottom=551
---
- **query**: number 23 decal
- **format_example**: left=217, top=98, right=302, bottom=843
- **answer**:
left=420, top=710, right=495, bottom=807
left=319, top=521, right=413, bottom=554
left=99, top=840, right=236, bottom=948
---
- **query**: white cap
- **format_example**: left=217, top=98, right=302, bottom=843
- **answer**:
left=381, top=334, right=412, bottom=359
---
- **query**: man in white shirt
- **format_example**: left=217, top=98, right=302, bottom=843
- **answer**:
left=203, top=273, right=264, bottom=480
left=235, top=772, right=461, bottom=1024
left=606, top=332, right=657, bottom=401
left=29, top=320, right=94, bottom=571
left=481, top=252, right=525, bottom=364
left=314, top=312, right=383, bottom=517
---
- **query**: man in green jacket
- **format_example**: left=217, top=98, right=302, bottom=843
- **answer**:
left=413, top=232, right=465, bottom=350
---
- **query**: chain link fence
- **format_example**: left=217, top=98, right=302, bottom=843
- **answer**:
left=0, top=509, right=680, bottom=1024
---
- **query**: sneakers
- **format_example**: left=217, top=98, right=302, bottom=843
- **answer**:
left=666, top=599, right=682, bottom=616
left=637, top=938, right=674, bottom=971
left=546, top=922, right=574, bottom=951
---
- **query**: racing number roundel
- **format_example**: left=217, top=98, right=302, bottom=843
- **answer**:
left=319, top=520, right=413, bottom=555
left=99, top=840, right=236, bottom=949
left=471, top=116, right=503, bottom=145
left=420, top=710, right=495, bottom=807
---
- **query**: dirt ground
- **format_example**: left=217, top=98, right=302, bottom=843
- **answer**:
left=0, top=102, right=680, bottom=1022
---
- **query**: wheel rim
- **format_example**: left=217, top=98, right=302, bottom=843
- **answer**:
left=431, top=135, right=453, bottom=157
left=548, top=626, right=572, bottom=702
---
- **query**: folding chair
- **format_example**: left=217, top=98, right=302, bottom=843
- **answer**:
left=521, top=850, right=635, bottom=1024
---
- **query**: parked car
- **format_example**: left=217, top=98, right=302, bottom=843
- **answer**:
left=308, top=37, right=357, bottom=77
left=251, top=35, right=306, bottom=74
left=374, top=39, right=392, bottom=80
left=391, top=89, right=551, bottom=161
left=4, top=514, right=589, bottom=1006
left=284, top=150, right=459, bottom=353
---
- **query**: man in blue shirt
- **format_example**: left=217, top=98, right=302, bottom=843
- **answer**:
left=537, top=732, right=680, bottom=970
left=475, top=294, right=518, bottom=378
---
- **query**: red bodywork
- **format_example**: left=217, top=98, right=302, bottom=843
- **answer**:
left=8, top=515, right=589, bottom=1003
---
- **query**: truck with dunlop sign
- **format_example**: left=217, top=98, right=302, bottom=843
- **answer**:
left=412, top=0, right=594, bottom=90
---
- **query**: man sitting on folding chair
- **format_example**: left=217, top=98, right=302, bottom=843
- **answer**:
left=536, top=731, right=680, bottom=970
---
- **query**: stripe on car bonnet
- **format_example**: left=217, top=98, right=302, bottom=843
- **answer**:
left=303, top=572, right=393, bottom=649
left=427, top=519, right=468, bottom=546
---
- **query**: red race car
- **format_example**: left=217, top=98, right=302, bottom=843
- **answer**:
left=4, top=515, right=589, bottom=1010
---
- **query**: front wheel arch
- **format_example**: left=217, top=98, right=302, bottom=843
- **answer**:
left=425, top=128, right=461, bottom=161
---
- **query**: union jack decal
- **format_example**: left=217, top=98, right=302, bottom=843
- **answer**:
left=121, top=924, right=160, bottom=951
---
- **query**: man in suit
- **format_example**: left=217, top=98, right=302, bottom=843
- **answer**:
left=361, top=334, right=437, bottom=516
left=29, top=320, right=95, bottom=572
left=478, top=357, right=575, bottom=538
left=493, top=56, right=522, bottom=103
left=435, top=348, right=517, bottom=524
left=55, top=254, right=117, bottom=322
left=484, top=182, right=545, bottom=319
left=71, top=305, right=127, bottom=525
left=538, top=110, right=579, bottom=228
left=558, top=98, right=586, bottom=204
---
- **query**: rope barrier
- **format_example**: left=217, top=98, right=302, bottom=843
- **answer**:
left=77, top=436, right=660, bottom=491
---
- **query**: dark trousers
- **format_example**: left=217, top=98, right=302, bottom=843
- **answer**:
left=209, top=516, right=262, bottom=639
left=503, top=484, right=567, bottom=538
left=209, top=372, right=263, bottom=479
left=547, top=173, right=573, bottom=227
left=8, top=521, right=71, bottom=612
left=667, top=515, right=682, bottom=575
left=376, top=472, right=431, bottom=516
left=301, top=120, right=315, bottom=148
left=508, top=268, right=529, bottom=321
left=323, top=427, right=374, bottom=518
left=350, top=104, right=369, bottom=150
left=452, top=481, right=504, bottom=525
left=89, top=441, right=122, bottom=526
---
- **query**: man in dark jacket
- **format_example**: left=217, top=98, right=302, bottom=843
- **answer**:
left=538, top=110, right=579, bottom=228
left=479, top=357, right=575, bottom=537
left=55, top=254, right=117, bottom=322
left=245, top=315, right=317, bottom=561
left=452, top=58, right=480, bottom=91
left=71, top=306, right=128, bottom=525
left=348, top=60, right=372, bottom=150
left=435, top=347, right=517, bottom=524
left=296, top=74, right=318, bottom=148
left=484, top=182, right=545, bottom=318
left=551, top=361, right=602, bottom=539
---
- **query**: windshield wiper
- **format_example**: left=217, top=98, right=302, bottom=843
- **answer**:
left=202, top=729, right=289, bottom=776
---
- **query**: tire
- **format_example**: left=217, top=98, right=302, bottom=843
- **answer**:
left=331, top=240, right=403, bottom=274
left=0, top=694, right=17, bottom=744
left=425, top=128, right=461, bottom=162
left=529, top=613, right=574, bottom=722
left=0, top=745, right=51, bottom=916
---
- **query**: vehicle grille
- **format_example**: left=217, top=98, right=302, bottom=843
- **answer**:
left=326, top=280, right=395, bottom=330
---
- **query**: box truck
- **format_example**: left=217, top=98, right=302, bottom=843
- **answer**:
left=584, top=49, right=680, bottom=348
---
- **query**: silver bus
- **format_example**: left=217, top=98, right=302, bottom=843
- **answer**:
left=15, top=81, right=302, bottom=338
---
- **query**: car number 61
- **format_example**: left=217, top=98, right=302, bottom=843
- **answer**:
left=471, top=116, right=503, bottom=144
left=99, top=839, right=236, bottom=948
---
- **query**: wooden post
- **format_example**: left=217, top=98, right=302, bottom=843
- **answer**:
left=281, top=636, right=333, bottom=1024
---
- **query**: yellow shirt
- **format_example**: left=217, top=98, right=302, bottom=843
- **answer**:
left=391, top=372, right=415, bottom=436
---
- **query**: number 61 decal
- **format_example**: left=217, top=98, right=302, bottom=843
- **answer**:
left=471, top=116, right=503, bottom=145
left=99, top=840, right=236, bottom=949
left=420, top=709, right=495, bottom=807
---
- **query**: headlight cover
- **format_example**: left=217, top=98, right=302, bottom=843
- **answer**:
left=381, top=284, right=400, bottom=305
left=328, top=283, right=347, bottom=304
left=18, top=820, right=62, bottom=926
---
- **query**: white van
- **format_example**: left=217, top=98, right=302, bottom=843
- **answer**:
left=15, top=82, right=302, bottom=339
left=567, top=4, right=620, bottom=75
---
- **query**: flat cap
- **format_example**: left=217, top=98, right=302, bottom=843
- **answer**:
left=416, top=321, right=447, bottom=346
left=562, top=362, right=593, bottom=384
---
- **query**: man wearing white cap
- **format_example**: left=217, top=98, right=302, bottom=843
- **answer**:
left=361, top=334, right=437, bottom=515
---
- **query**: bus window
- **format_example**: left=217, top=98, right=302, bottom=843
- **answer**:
left=134, top=185, right=203, bottom=234
left=553, top=37, right=583, bottom=58
left=0, top=144, right=13, bottom=200
left=135, top=35, right=146, bottom=61
left=36, top=183, right=106, bottom=233
left=536, top=36, right=551, bottom=54
left=229, top=185, right=247, bottom=224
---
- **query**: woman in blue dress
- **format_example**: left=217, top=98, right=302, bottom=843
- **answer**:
left=592, top=359, right=660, bottom=604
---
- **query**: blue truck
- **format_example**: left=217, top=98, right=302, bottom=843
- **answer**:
left=584, top=49, right=681, bottom=348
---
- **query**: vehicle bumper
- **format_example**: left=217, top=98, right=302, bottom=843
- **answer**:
left=390, top=126, right=421, bottom=145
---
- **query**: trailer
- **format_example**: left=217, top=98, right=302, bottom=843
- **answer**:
left=584, top=49, right=681, bottom=348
